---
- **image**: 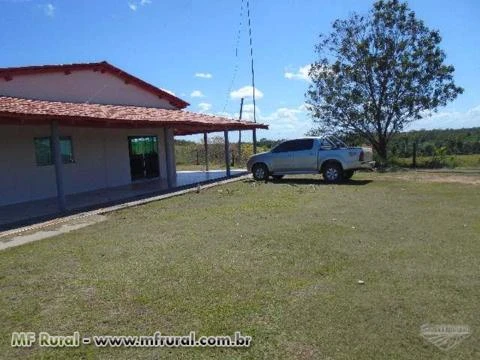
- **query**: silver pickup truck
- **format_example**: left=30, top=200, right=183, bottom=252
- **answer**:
left=247, top=136, right=374, bottom=182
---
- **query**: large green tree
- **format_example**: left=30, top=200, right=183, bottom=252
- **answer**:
left=306, top=0, right=463, bottom=163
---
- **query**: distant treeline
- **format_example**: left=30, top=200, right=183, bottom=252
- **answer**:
left=175, top=128, right=480, bottom=166
left=243, top=128, right=480, bottom=157
left=344, top=127, right=480, bottom=158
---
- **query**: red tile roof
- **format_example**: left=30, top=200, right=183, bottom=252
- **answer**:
left=0, top=96, right=268, bottom=135
left=0, top=61, right=189, bottom=109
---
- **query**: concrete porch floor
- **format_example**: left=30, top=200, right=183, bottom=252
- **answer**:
left=0, top=169, right=246, bottom=231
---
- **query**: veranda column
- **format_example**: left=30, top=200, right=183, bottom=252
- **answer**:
left=203, top=132, right=209, bottom=172
left=51, top=120, right=66, bottom=212
left=224, top=130, right=231, bottom=178
left=164, top=128, right=176, bottom=188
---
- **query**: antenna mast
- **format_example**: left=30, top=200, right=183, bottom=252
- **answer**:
left=246, top=0, right=257, bottom=153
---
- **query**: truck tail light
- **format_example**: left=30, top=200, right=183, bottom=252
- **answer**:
left=359, top=150, right=364, bottom=162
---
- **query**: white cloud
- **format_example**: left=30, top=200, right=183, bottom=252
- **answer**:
left=42, top=3, right=55, bottom=17
left=268, top=109, right=310, bottom=138
left=230, top=85, right=264, bottom=100
left=160, top=88, right=175, bottom=96
left=221, top=102, right=311, bottom=139
left=238, top=104, right=310, bottom=139
left=260, top=105, right=310, bottom=137
left=223, top=103, right=258, bottom=121
left=195, top=72, right=213, bottom=79
left=284, top=64, right=311, bottom=82
left=128, top=0, right=151, bottom=10
left=198, top=102, right=212, bottom=113
left=408, top=105, right=480, bottom=130
left=241, top=103, right=256, bottom=113
left=215, top=111, right=235, bottom=118
left=190, top=90, right=204, bottom=98
left=217, top=102, right=480, bottom=140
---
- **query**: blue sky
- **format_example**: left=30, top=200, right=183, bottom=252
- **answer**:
left=1, top=0, right=479, bottom=141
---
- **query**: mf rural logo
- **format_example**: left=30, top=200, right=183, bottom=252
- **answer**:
left=420, top=324, right=471, bottom=351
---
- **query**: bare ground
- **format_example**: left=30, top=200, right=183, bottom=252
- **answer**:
left=375, top=170, right=480, bottom=185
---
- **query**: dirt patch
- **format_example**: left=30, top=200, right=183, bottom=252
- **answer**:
left=380, top=171, right=480, bottom=185
left=0, top=215, right=107, bottom=250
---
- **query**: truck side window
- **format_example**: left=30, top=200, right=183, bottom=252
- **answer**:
left=272, top=139, right=313, bottom=152
left=272, top=141, right=293, bottom=153
left=289, top=139, right=314, bottom=151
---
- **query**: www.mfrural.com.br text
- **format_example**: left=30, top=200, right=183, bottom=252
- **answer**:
left=11, top=331, right=252, bottom=348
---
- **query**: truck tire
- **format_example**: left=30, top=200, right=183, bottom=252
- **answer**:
left=252, top=163, right=269, bottom=181
left=323, top=162, right=343, bottom=183
left=344, top=170, right=354, bottom=180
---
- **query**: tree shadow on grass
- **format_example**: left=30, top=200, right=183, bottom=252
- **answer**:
left=244, top=177, right=373, bottom=186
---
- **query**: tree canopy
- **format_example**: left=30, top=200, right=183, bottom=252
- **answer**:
left=306, top=0, right=463, bottom=162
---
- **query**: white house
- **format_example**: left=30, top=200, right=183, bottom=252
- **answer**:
left=0, top=61, right=266, bottom=211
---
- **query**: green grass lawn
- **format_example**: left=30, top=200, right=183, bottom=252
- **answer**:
left=1, top=172, right=479, bottom=359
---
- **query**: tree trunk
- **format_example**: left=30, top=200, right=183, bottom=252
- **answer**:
left=374, top=137, right=388, bottom=167
left=412, top=141, right=417, bottom=168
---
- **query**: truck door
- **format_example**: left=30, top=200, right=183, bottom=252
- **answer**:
left=291, top=139, right=317, bottom=171
left=270, top=140, right=296, bottom=172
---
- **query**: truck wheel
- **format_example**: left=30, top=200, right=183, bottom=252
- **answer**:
left=344, top=170, right=354, bottom=180
left=252, top=163, right=269, bottom=181
left=323, top=162, right=343, bottom=183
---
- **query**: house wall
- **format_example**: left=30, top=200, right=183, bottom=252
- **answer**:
left=0, top=70, right=176, bottom=109
left=0, top=124, right=170, bottom=206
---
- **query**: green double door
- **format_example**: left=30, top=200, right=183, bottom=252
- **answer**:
left=128, top=136, right=160, bottom=181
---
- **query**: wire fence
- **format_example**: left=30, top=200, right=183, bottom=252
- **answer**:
left=175, top=140, right=267, bottom=169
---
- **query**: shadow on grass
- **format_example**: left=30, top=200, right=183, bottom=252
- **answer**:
left=244, top=178, right=373, bottom=186
left=0, top=173, right=248, bottom=232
